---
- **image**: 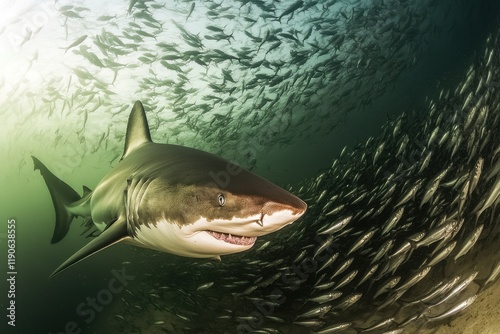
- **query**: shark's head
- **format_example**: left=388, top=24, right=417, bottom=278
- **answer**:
left=129, top=144, right=307, bottom=259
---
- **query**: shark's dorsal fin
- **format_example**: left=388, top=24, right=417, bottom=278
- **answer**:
left=122, top=101, right=152, bottom=160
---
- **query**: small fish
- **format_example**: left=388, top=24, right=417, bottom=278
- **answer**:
left=347, top=229, right=375, bottom=255
left=264, top=315, right=284, bottom=323
left=357, top=263, right=379, bottom=287
left=258, top=273, right=281, bottom=287
left=428, top=241, right=456, bottom=266
left=359, top=317, right=396, bottom=332
left=296, top=305, right=332, bottom=319
left=78, top=45, right=105, bottom=67
left=206, top=25, right=224, bottom=33
left=426, top=295, right=477, bottom=322
left=458, top=179, right=470, bottom=214
left=430, top=271, right=478, bottom=307
left=278, top=0, right=304, bottom=23
left=319, top=216, right=352, bottom=235
left=334, top=270, right=358, bottom=290
left=394, top=180, right=422, bottom=207
left=313, top=235, right=333, bottom=259
left=380, top=329, right=404, bottom=334
left=454, top=224, right=483, bottom=261
left=331, top=258, right=354, bottom=279
left=373, top=142, right=385, bottom=166
left=113, top=314, right=126, bottom=321
left=318, top=252, right=339, bottom=272
left=314, top=281, right=336, bottom=291
left=395, top=266, right=431, bottom=292
left=197, top=282, right=214, bottom=291
left=325, top=204, right=345, bottom=216
left=97, top=15, right=116, bottom=21
left=20, top=29, right=33, bottom=46
left=61, top=10, right=83, bottom=18
left=334, top=293, right=362, bottom=311
left=462, top=91, right=473, bottom=111
left=371, top=240, right=394, bottom=264
left=473, top=175, right=500, bottom=221
left=415, top=220, right=457, bottom=248
left=185, top=2, right=195, bottom=22
left=416, top=276, right=461, bottom=304
left=381, top=207, right=404, bottom=235
left=468, top=157, right=484, bottom=195
left=293, top=319, right=325, bottom=328
left=128, top=0, right=138, bottom=14
left=420, top=178, right=440, bottom=208
left=314, top=322, right=352, bottom=334
left=176, top=313, right=191, bottom=321
left=479, top=259, right=500, bottom=290
left=309, top=291, right=342, bottom=304
left=373, top=276, right=401, bottom=299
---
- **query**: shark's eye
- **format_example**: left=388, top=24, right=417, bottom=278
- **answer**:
left=217, top=193, right=225, bottom=207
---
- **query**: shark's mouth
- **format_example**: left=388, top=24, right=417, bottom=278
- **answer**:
left=206, top=231, right=257, bottom=246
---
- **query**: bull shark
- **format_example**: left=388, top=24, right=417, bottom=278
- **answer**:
left=33, top=101, right=307, bottom=277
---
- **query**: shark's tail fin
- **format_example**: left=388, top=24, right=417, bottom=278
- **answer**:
left=32, top=156, right=81, bottom=244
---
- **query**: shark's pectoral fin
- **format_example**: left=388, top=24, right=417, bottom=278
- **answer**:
left=50, top=217, right=130, bottom=278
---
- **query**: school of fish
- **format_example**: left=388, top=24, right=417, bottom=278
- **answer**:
left=3, top=0, right=469, bottom=171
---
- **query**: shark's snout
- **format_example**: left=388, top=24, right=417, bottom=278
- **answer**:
left=258, top=197, right=307, bottom=232
left=262, top=197, right=307, bottom=217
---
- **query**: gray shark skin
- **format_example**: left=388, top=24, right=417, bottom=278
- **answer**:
left=33, top=101, right=307, bottom=277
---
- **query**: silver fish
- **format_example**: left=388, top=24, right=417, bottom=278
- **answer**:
left=454, top=224, right=483, bottom=261
left=426, top=295, right=477, bottom=322
left=319, top=216, right=352, bottom=235
left=309, top=291, right=343, bottom=304
left=314, top=322, right=352, bottom=334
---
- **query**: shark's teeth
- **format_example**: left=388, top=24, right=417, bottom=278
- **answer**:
left=206, top=230, right=256, bottom=246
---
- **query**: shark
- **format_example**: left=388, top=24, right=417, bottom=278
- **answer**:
left=33, top=101, right=307, bottom=277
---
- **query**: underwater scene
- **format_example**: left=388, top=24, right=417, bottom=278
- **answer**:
left=1, top=0, right=500, bottom=333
